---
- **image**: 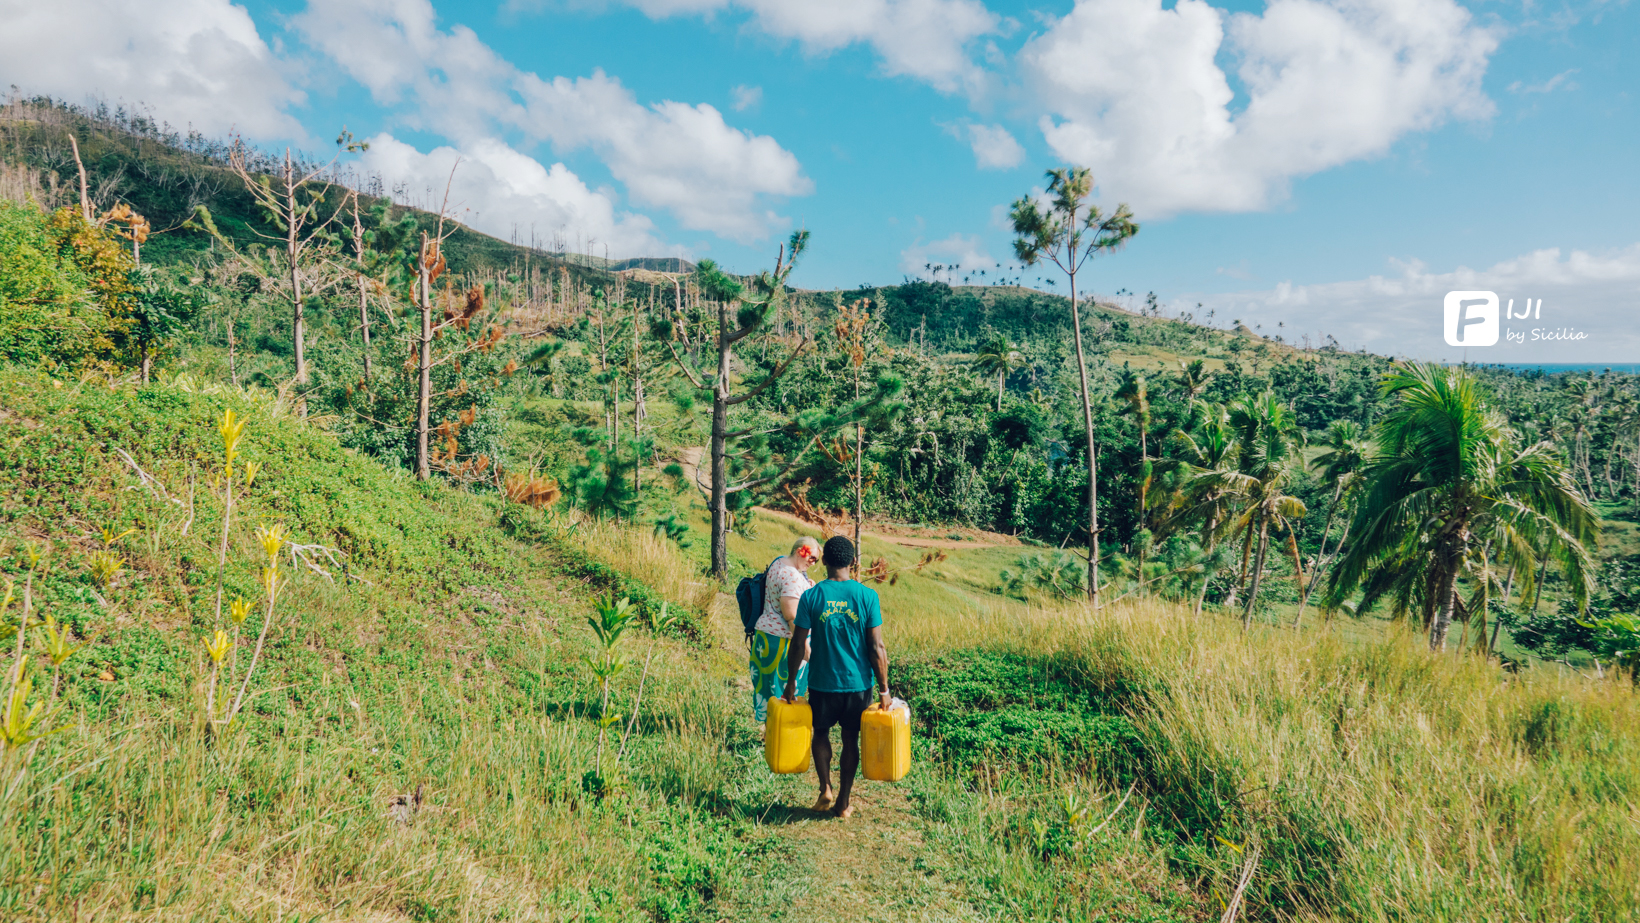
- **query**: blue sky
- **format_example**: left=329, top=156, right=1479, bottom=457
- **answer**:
left=5, top=0, right=1638, bottom=362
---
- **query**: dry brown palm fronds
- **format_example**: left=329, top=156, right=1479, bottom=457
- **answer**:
left=504, top=471, right=562, bottom=509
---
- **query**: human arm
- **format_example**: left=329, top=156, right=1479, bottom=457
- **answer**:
left=784, top=626, right=809, bottom=703
left=868, top=624, right=889, bottom=710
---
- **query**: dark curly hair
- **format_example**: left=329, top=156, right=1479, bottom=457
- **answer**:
left=822, top=535, right=856, bottom=569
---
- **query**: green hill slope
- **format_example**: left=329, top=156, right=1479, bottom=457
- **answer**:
left=5, top=368, right=1639, bottom=923
left=0, top=367, right=751, bottom=920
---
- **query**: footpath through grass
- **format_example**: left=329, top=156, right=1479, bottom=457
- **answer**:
left=704, top=502, right=1640, bottom=921
left=3, top=366, right=1638, bottom=921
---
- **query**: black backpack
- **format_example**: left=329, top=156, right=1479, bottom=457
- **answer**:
left=736, top=558, right=779, bottom=643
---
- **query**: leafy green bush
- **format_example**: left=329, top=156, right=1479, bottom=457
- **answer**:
left=895, top=649, right=1141, bottom=776
left=0, top=202, right=113, bottom=368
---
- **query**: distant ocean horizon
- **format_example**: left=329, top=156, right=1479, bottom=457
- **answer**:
left=1475, top=362, right=1640, bottom=375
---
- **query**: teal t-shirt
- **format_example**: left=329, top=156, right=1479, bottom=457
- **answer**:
left=795, top=579, right=883, bottom=693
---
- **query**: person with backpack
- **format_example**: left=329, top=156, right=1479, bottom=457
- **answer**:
left=784, top=536, right=891, bottom=818
left=744, top=536, right=822, bottom=724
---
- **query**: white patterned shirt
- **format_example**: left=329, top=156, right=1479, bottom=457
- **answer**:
left=754, top=556, right=814, bottom=639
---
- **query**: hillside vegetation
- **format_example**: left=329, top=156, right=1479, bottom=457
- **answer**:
left=2, top=97, right=1639, bottom=922
left=4, top=370, right=1638, bottom=922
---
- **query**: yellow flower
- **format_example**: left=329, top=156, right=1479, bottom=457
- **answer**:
left=243, top=460, right=260, bottom=487
left=219, top=409, right=247, bottom=474
left=262, top=566, right=281, bottom=598
left=257, top=523, right=286, bottom=565
left=88, top=550, right=122, bottom=590
left=1, top=656, right=50, bottom=749
left=204, top=630, right=233, bottom=665
left=230, top=597, right=251, bottom=626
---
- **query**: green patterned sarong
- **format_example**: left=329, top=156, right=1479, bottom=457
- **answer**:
left=750, top=630, right=808, bottom=722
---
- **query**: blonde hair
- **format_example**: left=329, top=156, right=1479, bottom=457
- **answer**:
left=790, top=536, right=821, bottom=558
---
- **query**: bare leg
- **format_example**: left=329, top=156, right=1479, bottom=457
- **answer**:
left=831, top=728, right=860, bottom=818
left=811, top=727, right=835, bottom=811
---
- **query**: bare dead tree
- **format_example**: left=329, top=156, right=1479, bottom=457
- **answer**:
left=226, top=139, right=347, bottom=385
left=413, top=161, right=464, bottom=480
left=350, top=191, right=373, bottom=382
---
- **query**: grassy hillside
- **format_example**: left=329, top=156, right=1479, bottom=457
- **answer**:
left=717, top=510, right=1640, bottom=920
left=3, top=368, right=1640, bottom=921
left=0, top=367, right=750, bottom=920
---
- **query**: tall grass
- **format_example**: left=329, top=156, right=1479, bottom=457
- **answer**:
left=530, top=487, right=1640, bottom=920
left=0, top=368, right=753, bottom=921
left=6, top=363, right=1638, bottom=921
left=896, top=594, right=1640, bottom=921
left=565, top=517, right=719, bottom=618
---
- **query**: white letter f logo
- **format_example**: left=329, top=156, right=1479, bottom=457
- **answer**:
left=1444, top=291, right=1499, bottom=347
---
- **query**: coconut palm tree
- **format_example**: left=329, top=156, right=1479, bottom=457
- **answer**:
left=1292, top=419, right=1368, bottom=627
left=1328, top=363, right=1598, bottom=651
left=1175, top=358, right=1211, bottom=403
left=971, top=333, right=1023, bottom=412
left=1225, top=392, right=1307, bottom=628
left=1158, top=403, right=1241, bottom=614
left=1114, top=368, right=1159, bottom=582
left=1114, top=368, right=1154, bottom=528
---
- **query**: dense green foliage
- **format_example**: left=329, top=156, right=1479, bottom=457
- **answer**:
left=0, top=202, right=125, bottom=367
left=0, top=367, right=748, bottom=921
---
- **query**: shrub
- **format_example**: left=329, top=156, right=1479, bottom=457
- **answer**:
left=0, top=202, right=117, bottom=368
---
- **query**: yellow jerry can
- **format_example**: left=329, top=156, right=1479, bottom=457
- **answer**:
left=765, top=697, right=813, bottom=774
left=861, top=699, right=911, bottom=782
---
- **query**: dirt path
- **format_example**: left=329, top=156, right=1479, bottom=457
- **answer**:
left=707, top=595, right=982, bottom=922
left=674, top=448, right=1019, bottom=552
left=720, top=777, right=981, bottom=923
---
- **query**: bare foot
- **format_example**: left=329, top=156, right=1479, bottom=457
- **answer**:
left=811, top=792, right=835, bottom=812
left=830, top=802, right=854, bottom=819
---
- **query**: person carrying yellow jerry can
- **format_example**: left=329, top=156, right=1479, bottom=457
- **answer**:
left=780, top=536, right=907, bottom=818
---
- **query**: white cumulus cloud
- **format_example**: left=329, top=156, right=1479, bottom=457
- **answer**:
left=731, top=84, right=763, bottom=112
left=1023, top=0, right=1497, bottom=216
left=358, top=134, right=670, bottom=257
left=614, top=0, right=1000, bottom=94
left=513, top=71, right=811, bottom=242
left=0, top=0, right=304, bottom=138
left=900, top=233, right=995, bottom=277
left=1190, top=244, right=1640, bottom=362
left=295, top=0, right=810, bottom=246
left=961, top=123, right=1024, bottom=170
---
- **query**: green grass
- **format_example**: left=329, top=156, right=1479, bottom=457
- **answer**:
left=4, top=365, right=1639, bottom=922
left=0, top=367, right=755, bottom=921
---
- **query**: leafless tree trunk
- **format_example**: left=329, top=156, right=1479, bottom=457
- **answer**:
left=283, top=152, right=308, bottom=384
left=708, top=295, right=732, bottom=574
left=416, top=230, right=433, bottom=481
left=227, top=313, right=238, bottom=386
left=352, top=194, right=373, bottom=382
left=633, top=291, right=644, bottom=494
left=1068, top=277, right=1100, bottom=605
left=69, top=134, right=91, bottom=222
